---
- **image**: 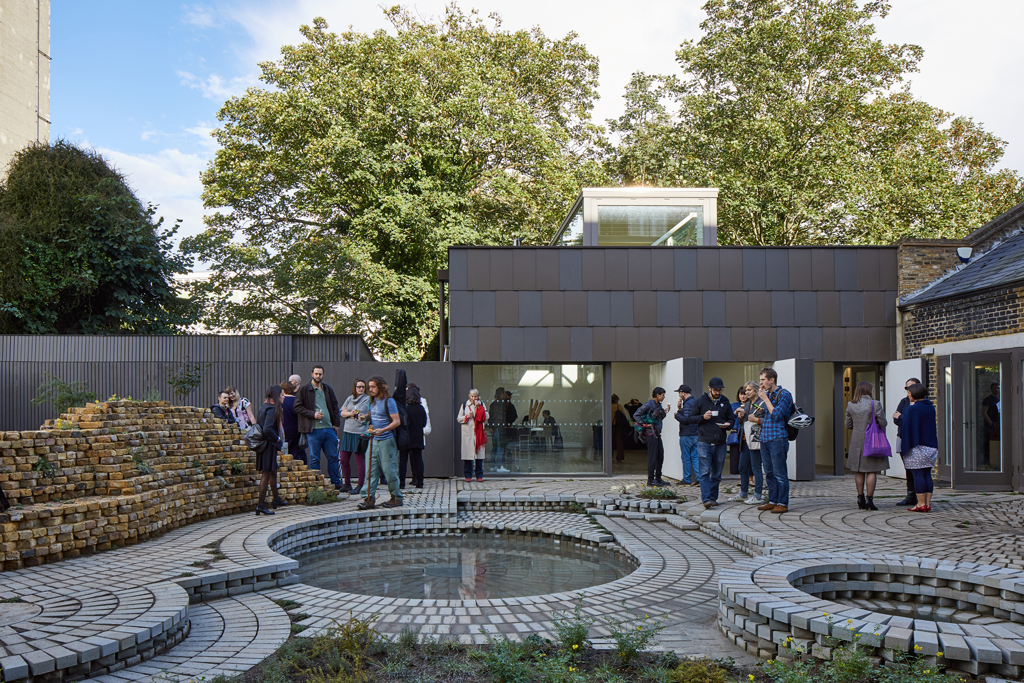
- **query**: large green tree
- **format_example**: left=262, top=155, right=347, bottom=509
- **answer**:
left=608, top=0, right=1024, bottom=245
left=186, top=6, right=605, bottom=359
left=0, top=141, right=194, bottom=334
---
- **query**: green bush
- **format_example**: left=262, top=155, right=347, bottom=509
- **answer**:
left=638, top=487, right=677, bottom=499
left=671, top=658, right=730, bottom=683
left=483, top=637, right=532, bottom=683
left=31, top=373, right=96, bottom=418
left=552, top=595, right=594, bottom=658
left=306, top=486, right=340, bottom=505
left=605, top=603, right=667, bottom=667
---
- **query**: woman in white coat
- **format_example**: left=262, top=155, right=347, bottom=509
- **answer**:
left=458, top=388, right=488, bottom=482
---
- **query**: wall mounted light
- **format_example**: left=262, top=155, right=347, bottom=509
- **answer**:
left=956, top=246, right=973, bottom=263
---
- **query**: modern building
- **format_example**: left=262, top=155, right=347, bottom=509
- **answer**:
left=0, top=0, right=50, bottom=175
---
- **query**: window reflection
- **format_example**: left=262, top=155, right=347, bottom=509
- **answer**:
left=597, top=205, right=704, bottom=246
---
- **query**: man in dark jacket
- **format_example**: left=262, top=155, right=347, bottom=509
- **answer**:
left=634, top=387, right=669, bottom=487
left=294, top=365, right=343, bottom=489
left=891, top=376, right=921, bottom=506
left=683, top=377, right=734, bottom=508
left=674, top=385, right=699, bottom=486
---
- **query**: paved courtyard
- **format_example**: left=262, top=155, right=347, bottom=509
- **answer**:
left=1, top=474, right=1022, bottom=682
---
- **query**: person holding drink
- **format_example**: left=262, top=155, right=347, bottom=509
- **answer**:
left=458, top=389, right=489, bottom=482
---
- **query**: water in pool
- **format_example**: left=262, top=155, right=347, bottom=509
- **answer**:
left=292, top=533, right=633, bottom=600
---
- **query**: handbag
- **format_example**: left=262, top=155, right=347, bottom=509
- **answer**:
left=863, top=401, right=892, bottom=457
left=298, top=433, right=308, bottom=450
left=726, top=431, right=740, bottom=446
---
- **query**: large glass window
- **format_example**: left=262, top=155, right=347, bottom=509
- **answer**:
left=471, top=364, right=604, bottom=474
left=597, top=205, right=704, bottom=246
left=556, top=204, right=584, bottom=246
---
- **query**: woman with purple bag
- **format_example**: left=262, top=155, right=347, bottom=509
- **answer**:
left=900, top=383, right=938, bottom=513
left=845, top=381, right=889, bottom=510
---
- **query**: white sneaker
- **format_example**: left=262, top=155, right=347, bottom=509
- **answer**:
left=496, top=466, right=510, bottom=473
left=745, top=496, right=760, bottom=505
left=728, top=494, right=746, bottom=502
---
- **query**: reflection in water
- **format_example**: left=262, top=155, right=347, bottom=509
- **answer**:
left=292, top=533, right=633, bottom=600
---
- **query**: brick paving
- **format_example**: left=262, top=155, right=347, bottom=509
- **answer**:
left=1, top=474, right=1022, bottom=682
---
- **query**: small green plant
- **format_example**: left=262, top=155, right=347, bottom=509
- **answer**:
left=31, top=373, right=96, bottom=418
left=290, top=624, right=307, bottom=634
left=227, top=458, right=245, bottom=475
left=132, top=452, right=155, bottom=475
left=306, top=486, right=340, bottom=505
left=552, top=594, right=594, bottom=658
left=166, top=356, right=211, bottom=405
left=483, top=637, right=532, bottom=683
left=397, top=626, right=418, bottom=650
left=671, top=658, right=730, bottom=683
left=605, top=603, right=667, bottom=667
left=567, top=501, right=587, bottom=514
left=33, top=457, right=58, bottom=479
left=176, top=572, right=194, bottom=578
left=638, top=487, right=677, bottom=499
left=534, top=649, right=587, bottom=683
left=143, top=387, right=162, bottom=402
left=53, top=418, right=73, bottom=430
left=0, top=597, right=22, bottom=603
left=274, top=599, right=300, bottom=611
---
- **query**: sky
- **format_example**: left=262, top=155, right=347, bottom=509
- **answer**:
left=52, top=1, right=1024, bottom=251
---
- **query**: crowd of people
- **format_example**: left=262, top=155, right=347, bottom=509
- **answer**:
left=211, top=366, right=430, bottom=514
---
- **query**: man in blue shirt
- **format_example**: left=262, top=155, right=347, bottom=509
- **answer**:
left=358, top=375, right=403, bottom=509
left=674, top=385, right=699, bottom=486
left=755, top=367, right=794, bottom=514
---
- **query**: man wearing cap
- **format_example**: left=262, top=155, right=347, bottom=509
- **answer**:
left=674, top=385, right=699, bottom=486
left=633, top=387, right=669, bottom=487
left=683, top=377, right=735, bottom=508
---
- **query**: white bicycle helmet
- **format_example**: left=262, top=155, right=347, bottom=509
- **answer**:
left=787, top=412, right=814, bottom=429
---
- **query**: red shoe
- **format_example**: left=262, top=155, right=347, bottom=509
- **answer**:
left=477, top=477, right=483, bottom=482
left=922, top=505, right=931, bottom=512
left=908, top=505, right=927, bottom=512
left=465, top=477, right=471, bottom=482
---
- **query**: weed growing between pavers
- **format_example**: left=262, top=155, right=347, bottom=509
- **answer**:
left=637, top=487, right=679, bottom=500
left=306, top=486, right=341, bottom=505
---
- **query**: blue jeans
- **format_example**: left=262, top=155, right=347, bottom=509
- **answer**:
left=679, top=435, right=698, bottom=483
left=696, top=442, right=727, bottom=503
left=747, top=446, right=764, bottom=498
left=492, top=427, right=504, bottom=468
left=306, top=428, right=341, bottom=487
left=761, top=439, right=790, bottom=507
left=367, top=437, right=402, bottom=503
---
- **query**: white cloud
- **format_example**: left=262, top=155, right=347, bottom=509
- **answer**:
left=177, top=69, right=255, bottom=100
left=182, top=4, right=218, bottom=28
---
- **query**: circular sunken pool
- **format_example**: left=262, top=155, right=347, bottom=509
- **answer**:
left=292, top=532, right=634, bottom=600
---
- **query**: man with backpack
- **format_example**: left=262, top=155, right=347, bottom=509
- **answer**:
left=684, top=377, right=734, bottom=508
left=294, top=365, right=343, bottom=490
left=674, top=385, right=699, bottom=486
left=756, top=367, right=795, bottom=514
left=633, top=387, right=669, bottom=487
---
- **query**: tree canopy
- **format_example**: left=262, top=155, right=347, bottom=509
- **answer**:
left=608, top=0, right=1024, bottom=245
left=0, top=141, right=194, bottom=334
left=185, top=6, right=605, bottom=359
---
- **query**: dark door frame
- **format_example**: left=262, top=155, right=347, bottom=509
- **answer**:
left=948, top=351, right=1014, bottom=491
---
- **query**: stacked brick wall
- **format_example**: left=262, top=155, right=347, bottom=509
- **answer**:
left=902, top=286, right=1024, bottom=357
left=0, top=401, right=322, bottom=571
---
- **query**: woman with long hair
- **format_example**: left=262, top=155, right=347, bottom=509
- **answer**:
left=845, top=380, right=889, bottom=510
left=739, top=381, right=766, bottom=504
left=401, top=385, right=428, bottom=489
left=254, top=384, right=287, bottom=515
left=338, top=378, right=369, bottom=493
left=225, top=385, right=256, bottom=428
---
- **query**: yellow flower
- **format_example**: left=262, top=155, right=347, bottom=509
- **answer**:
left=823, top=612, right=829, bottom=616
left=569, top=667, right=576, bottom=672
left=637, top=626, right=643, bottom=631
left=914, top=645, right=922, bottom=651
left=846, top=619, right=853, bottom=624
left=936, top=651, right=943, bottom=657
left=924, top=670, right=930, bottom=674
left=572, top=644, right=579, bottom=650
left=749, top=675, right=755, bottom=681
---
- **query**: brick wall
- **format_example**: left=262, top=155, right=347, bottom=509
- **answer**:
left=0, top=401, right=321, bottom=571
left=902, top=286, right=1024, bottom=357
left=896, top=240, right=964, bottom=301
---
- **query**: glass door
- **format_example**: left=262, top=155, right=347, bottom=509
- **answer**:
left=951, top=353, right=1013, bottom=489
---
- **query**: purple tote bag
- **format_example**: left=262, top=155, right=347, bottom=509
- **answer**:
left=863, top=400, right=891, bottom=458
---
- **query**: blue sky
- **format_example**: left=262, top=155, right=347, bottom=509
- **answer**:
left=52, top=1, right=1024, bottom=252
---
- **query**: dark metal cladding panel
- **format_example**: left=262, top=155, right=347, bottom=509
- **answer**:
left=857, top=248, right=881, bottom=291
left=588, top=291, right=611, bottom=327
left=610, top=291, right=634, bottom=327
left=748, top=291, right=773, bottom=327
left=564, top=291, right=588, bottom=327
left=657, top=292, right=680, bottom=327
left=467, top=250, right=491, bottom=288
left=523, top=327, right=547, bottom=361
left=742, top=249, right=767, bottom=291
left=703, top=291, right=726, bottom=327
left=725, top=291, right=749, bottom=327
left=884, top=291, right=897, bottom=326
left=627, top=249, right=652, bottom=290
left=490, top=250, right=514, bottom=290
left=541, top=291, right=565, bottom=326
left=765, top=250, right=790, bottom=290
left=679, top=292, right=703, bottom=326
left=449, top=291, right=473, bottom=327
left=477, top=327, right=501, bottom=361
left=500, top=327, right=525, bottom=362
left=879, top=249, right=899, bottom=291
left=753, top=327, right=777, bottom=361
left=863, top=291, right=886, bottom=326
left=472, top=291, right=496, bottom=327
left=451, top=327, right=477, bottom=361
left=570, top=327, right=594, bottom=362
left=707, top=328, right=731, bottom=362
left=771, top=291, right=795, bottom=327
left=840, top=291, right=864, bottom=327
left=519, top=291, right=542, bottom=327
left=633, top=291, right=657, bottom=327
left=719, top=250, right=743, bottom=290
left=800, top=327, right=823, bottom=359
left=547, top=327, right=571, bottom=361
left=822, top=327, right=846, bottom=361
left=684, top=327, right=709, bottom=360
left=817, top=291, right=841, bottom=327
left=637, top=327, right=662, bottom=362
left=834, top=250, right=859, bottom=290
left=662, top=327, right=685, bottom=358
left=605, top=250, right=629, bottom=290
left=559, top=250, right=583, bottom=291
left=593, top=327, right=616, bottom=360
left=536, top=250, right=560, bottom=290
left=776, top=327, right=800, bottom=359
left=614, top=327, right=639, bottom=362
left=793, top=291, right=818, bottom=327
left=788, top=250, right=812, bottom=290
left=494, top=291, right=519, bottom=327
left=731, top=327, right=754, bottom=361
left=697, top=248, right=720, bottom=290
left=650, top=250, right=674, bottom=290
left=870, top=327, right=894, bottom=361
left=448, top=249, right=468, bottom=290
left=674, top=249, right=698, bottom=290
left=811, top=249, right=835, bottom=290
left=845, top=327, right=869, bottom=360
left=581, top=250, right=606, bottom=290
left=512, top=249, right=536, bottom=291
